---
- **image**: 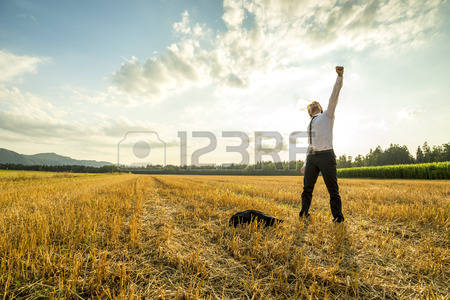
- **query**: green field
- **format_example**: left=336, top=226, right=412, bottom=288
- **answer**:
left=337, top=162, right=450, bottom=179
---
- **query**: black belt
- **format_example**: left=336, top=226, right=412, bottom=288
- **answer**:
left=308, top=149, right=334, bottom=155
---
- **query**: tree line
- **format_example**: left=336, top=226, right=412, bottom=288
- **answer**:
left=336, top=142, right=449, bottom=169
left=0, top=164, right=118, bottom=173
left=139, top=141, right=449, bottom=171
left=1, top=141, right=448, bottom=174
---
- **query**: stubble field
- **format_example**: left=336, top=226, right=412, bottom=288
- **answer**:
left=0, top=171, right=448, bottom=299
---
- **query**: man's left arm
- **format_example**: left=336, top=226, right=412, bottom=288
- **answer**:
left=326, top=66, right=344, bottom=118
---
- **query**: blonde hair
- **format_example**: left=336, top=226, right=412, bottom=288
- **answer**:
left=307, top=101, right=322, bottom=116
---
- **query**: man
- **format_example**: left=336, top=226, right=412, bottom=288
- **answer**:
left=299, top=66, right=345, bottom=223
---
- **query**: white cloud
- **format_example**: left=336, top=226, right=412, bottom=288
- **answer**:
left=68, top=85, right=153, bottom=106
left=173, top=11, right=191, bottom=34
left=0, top=85, right=83, bottom=138
left=0, top=50, right=48, bottom=82
left=397, top=106, right=424, bottom=121
left=0, top=47, right=173, bottom=152
left=223, top=0, right=245, bottom=28
left=110, top=0, right=445, bottom=103
left=0, top=85, right=164, bottom=141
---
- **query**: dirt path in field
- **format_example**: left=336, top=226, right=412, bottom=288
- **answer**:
left=136, top=176, right=255, bottom=298
left=168, top=176, right=303, bottom=208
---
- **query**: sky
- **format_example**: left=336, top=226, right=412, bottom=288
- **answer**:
left=0, top=0, right=449, bottom=166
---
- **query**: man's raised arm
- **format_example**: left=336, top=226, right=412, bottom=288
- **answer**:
left=326, top=66, right=344, bottom=118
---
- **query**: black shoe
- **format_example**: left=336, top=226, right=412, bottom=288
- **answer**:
left=333, top=216, right=345, bottom=223
left=299, top=210, right=310, bottom=218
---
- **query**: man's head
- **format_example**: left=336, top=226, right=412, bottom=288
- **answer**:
left=307, top=101, right=323, bottom=117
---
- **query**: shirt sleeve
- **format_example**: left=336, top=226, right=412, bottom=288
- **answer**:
left=325, top=76, right=343, bottom=118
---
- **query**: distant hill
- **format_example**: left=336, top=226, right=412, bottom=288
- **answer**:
left=0, top=148, right=112, bottom=167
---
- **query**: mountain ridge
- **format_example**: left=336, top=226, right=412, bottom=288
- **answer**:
left=0, top=148, right=112, bottom=167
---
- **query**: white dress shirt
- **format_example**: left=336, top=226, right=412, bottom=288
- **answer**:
left=307, top=75, right=343, bottom=155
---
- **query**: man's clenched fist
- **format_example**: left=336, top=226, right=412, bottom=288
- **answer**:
left=336, top=66, right=344, bottom=77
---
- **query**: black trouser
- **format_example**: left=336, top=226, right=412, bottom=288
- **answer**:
left=301, top=150, right=343, bottom=219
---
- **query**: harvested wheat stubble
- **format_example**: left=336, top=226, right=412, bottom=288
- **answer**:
left=0, top=171, right=448, bottom=299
